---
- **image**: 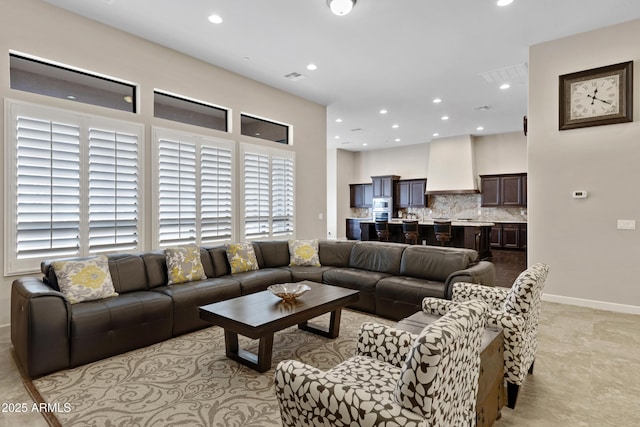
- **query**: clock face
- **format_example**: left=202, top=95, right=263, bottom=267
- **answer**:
left=570, top=75, right=620, bottom=120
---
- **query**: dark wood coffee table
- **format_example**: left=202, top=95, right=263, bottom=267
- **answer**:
left=199, top=281, right=359, bottom=373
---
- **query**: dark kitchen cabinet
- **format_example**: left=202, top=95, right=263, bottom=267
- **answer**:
left=372, top=175, right=399, bottom=198
left=349, top=183, right=373, bottom=208
left=480, top=174, right=527, bottom=207
left=395, top=179, right=427, bottom=208
left=490, top=222, right=527, bottom=250
left=346, top=218, right=369, bottom=240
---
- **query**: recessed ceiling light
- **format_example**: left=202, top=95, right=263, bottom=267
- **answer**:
left=432, top=133, right=439, bottom=137
left=208, top=14, right=223, bottom=24
left=395, top=138, right=401, bottom=142
left=336, top=118, right=343, bottom=123
left=334, top=135, right=340, bottom=139
left=500, top=83, right=511, bottom=90
left=306, top=63, right=318, bottom=71
left=392, top=124, right=399, bottom=129
left=433, top=98, right=442, bottom=104
left=441, top=115, right=449, bottom=121
left=362, top=143, right=368, bottom=146
left=379, top=109, right=388, bottom=114
left=497, top=0, right=514, bottom=6
left=476, top=126, right=484, bottom=131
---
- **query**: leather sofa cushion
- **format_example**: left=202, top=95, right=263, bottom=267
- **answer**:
left=141, top=251, right=169, bottom=288
left=108, top=254, right=149, bottom=293
left=154, top=277, right=241, bottom=335
left=233, top=268, right=293, bottom=295
left=400, top=246, right=473, bottom=282
left=206, top=246, right=231, bottom=277
left=348, top=241, right=407, bottom=275
left=200, top=247, right=215, bottom=278
left=318, top=240, right=355, bottom=267
left=376, top=276, right=448, bottom=320
left=281, top=266, right=332, bottom=283
left=253, top=240, right=290, bottom=268
left=322, top=268, right=391, bottom=314
left=69, top=291, right=173, bottom=367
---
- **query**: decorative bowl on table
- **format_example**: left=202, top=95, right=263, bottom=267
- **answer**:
left=268, top=283, right=311, bottom=302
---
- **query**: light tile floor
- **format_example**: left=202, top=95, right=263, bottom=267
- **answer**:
left=1, top=301, right=638, bottom=426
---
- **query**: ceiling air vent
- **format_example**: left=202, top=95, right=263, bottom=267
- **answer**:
left=479, top=63, right=528, bottom=85
left=284, top=72, right=305, bottom=82
left=474, top=105, right=493, bottom=111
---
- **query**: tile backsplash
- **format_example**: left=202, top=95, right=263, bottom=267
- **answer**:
left=350, top=194, right=527, bottom=222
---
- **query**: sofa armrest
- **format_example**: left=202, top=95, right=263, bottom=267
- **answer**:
left=452, top=282, right=508, bottom=311
left=487, top=310, right=528, bottom=385
left=443, top=260, right=495, bottom=299
left=11, top=278, right=71, bottom=378
left=355, top=322, right=416, bottom=368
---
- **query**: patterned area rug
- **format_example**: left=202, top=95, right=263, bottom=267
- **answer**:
left=30, top=310, right=395, bottom=427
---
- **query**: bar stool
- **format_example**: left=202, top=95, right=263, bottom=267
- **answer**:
left=433, top=220, right=452, bottom=246
left=402, top=220, right=419, bottom=245
left=375, top=220, right=390, bottom=242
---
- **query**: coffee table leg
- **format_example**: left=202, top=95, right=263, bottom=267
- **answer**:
left=224, top=329, right=274, bottom=373
left=298, top=308, right=343, bottom=339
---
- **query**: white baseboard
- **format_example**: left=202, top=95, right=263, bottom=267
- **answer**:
left=543, top=293, right=640, bottom=315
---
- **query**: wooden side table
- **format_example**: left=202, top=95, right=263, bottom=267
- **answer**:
left=396, top=312, right=506, bottom=427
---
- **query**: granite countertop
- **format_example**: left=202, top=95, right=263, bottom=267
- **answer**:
left=359, top=219, right=495, bottom=227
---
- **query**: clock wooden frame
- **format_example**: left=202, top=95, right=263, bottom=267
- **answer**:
left=559, top=61, right=633, bottom=130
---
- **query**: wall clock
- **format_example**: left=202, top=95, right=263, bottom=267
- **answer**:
left=559, top=61, right=633, bottom=130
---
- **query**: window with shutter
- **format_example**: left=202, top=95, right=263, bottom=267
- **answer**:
left=153, top=128, right=235, bottom=247
left=5, top=101, right=142, bottom=274
left=241, top=144, right=295, bottom=240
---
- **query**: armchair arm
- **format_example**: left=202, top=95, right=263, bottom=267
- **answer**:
left=421, top=297, right=458, bottom=316
left=356, top=322, right=416, bottom=368
left=11, top=278, right=71, bottom=378
left=274, top=360, right=425, bottom=427
left=444, top=260, right=495, bottom=299
left=451, top=282, right=508, bottom=311
left=487, top=310, right=530, bottom=385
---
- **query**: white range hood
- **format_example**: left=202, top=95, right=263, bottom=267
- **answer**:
left=426, top=135, right=479, bottom=194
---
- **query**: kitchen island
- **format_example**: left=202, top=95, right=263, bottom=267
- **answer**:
left=359, top=219, right=494, bottom=260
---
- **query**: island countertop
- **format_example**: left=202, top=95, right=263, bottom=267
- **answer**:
left=360, top=219, right=495, bottom=227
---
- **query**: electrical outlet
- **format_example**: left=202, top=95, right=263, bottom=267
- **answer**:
left=617, top=219, right=636, bottom=230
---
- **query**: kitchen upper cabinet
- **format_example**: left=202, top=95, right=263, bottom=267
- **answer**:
left=372, top=175, right=399, bottom=198
left=480, top=173, right=527, bottom=207
left=350, top=183, right=373, bottom=208
left=395, top=179, right=427, bottom=208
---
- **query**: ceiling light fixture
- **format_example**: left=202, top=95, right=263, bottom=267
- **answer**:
left=392, top=124, right=399, bottom=129
left=208, top=14, right=223, bottom=24
left=327, top=0, right=356, bottom=16
left=433, top=98, right=442, bottom=104
left=362, top=143, right=368, bottom=146
left=476, top=126, right=484, bottom=131
left=500, top=83, right=511, bottom=90
left=441, top=115, right=449, bottom=120
left=433, top=133, right=439, bottom=137
left=336, top=118, right=343, bottom=123
left=379, top=109, right=388, bottom=114
left=306, top=63, right=318, bottom=71
left=496, top=0, right=514, bottom=6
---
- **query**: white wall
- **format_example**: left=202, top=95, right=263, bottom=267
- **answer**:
left=475, top=132, right=527, bottom=175
left=529, top=19, right=640, bottom=313
left=352, top=143, right=430, bottom=183
left=0, top=0, right=327, bottom=327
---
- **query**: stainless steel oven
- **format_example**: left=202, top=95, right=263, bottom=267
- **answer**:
left=372, top=197, right=392, bottom=222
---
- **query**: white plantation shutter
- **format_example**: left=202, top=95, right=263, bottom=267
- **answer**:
left=15, top=116, right=81, bottom=259
left=6, top=101, right=143, bottom=274
left=271, top=156, right=294, bottom=236
left=154, top=129, right=235, bottom=247
left=88, top=129, right=139, bottom=252
left=243, top=152, right=270, bottom=239
left=158, top=139, right=197, bottom=246
left=241, top=144, right=295, bottom=240
left=201, top=145, right=233, bottom=243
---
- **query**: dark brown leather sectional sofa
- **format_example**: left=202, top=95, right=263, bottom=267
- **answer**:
left=11, top=240, right=495, bottom=378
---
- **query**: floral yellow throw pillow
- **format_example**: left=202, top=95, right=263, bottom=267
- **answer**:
left=52, top=255, right=118, bottom=304
left=225, top=242, right=259, bottom=274
left=165, top=244, right=207, bottom=285
left=288, top=239, right=321, bottom=267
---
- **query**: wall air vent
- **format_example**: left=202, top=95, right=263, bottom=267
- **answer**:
left=284, top=72, right=305, bottom=82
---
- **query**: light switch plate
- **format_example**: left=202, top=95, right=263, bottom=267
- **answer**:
left=617, top=219, right=636, bottom=230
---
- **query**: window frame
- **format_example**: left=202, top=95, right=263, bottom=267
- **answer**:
left=4, top=100, right=144, bottom=275
left=240, top=113, right=292, bottom=145
left=151, top=127, right=236, bottom=248
left=153, top=90, right=229, bottom=132
left=239, top=142, right=296, bottom=241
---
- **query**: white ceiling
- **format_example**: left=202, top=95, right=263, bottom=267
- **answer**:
left=43, top=0, right=640, bottom=151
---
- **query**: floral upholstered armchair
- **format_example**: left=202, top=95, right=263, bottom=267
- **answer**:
left=274, top=299, right=488, bottom=427
left=423, top=262, right=549, bottom=409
